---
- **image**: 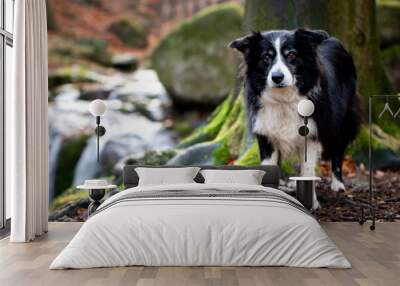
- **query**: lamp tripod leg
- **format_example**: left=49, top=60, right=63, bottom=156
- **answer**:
left=305, top=135, right=307, bottom=162
left=97, top=127, right=99, bottom=162
left=96, top=116, right=100, bottom=163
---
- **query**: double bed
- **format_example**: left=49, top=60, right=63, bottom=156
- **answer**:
left=50, top=165, right=350, bottom=269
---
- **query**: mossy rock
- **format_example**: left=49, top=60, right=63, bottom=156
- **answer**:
left=108, top=17, right=148, bottom=49
left=151, top=3, right=244, bottom=107
left=54, top=134, right=89, bottom=198
left=179, top=89, right=250, bottom=165
left=49, top=36, right=111, bottom=66
left=76, top=38, right=111, bottom=65
left=50, top=187, right=87, bottom=212
left=180, top=94, right=234, bottom=147
left=212, top=139, right=233, bottom=165
left=168, top=142, right=220, bottom=165
left=350, top=124, right=400, bottom=169
left=111, top=53, right=139, bottom=71
left=234, top=140, right=260, bottom=166
left=377, top=0, right=400, bottom=47
left=124, top=150, right=177, bottom=166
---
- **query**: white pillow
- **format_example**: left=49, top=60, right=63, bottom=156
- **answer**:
left=200, top=169, right=266, bottom=185
left=135, top=167, right=200, bottom=186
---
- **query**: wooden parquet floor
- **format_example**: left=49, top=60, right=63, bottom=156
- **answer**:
left=0, top=222, right=399, bottom=286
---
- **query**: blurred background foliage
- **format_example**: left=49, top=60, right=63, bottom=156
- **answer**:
left=46, top=0, right=399, bottom=221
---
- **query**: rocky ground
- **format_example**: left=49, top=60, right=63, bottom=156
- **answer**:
left=315, top=170, right=399, bottom=222
left=48, top=68, right=179, bottom=200
left=313, top=158, right=400, bottom=222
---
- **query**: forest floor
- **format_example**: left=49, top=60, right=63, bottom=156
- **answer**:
left=315, top=158, right=399, bottom=222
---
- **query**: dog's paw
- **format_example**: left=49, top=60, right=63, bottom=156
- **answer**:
left=330, top=176, right=345, bottom=192
left=287, top=181, right=297, bottom=189
left=311, top=199, right=321, bottom=210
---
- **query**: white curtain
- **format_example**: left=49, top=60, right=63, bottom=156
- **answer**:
left=8, top=0, right=49, bottom=242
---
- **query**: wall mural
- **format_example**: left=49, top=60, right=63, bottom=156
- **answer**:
left=48, top=0, right=400, bottom=222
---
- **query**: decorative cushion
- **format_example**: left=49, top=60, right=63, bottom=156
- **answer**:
left=200, top=169, right=266, bottom=185
left=135, top=167, right=201, bottom=186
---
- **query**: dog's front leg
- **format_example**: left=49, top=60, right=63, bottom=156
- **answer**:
left=331, top=153, right=346, bottom=192
left=257, top=135, right=279, bottom=165
left=300, top=141, right=322, bottom=210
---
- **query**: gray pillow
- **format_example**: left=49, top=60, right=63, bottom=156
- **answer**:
left=135, top=167, right=201, bottom=186
left=200, top=169, right=266, bottom=185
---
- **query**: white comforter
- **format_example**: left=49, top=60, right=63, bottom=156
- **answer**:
left=50, top=183, right=350, bottom=269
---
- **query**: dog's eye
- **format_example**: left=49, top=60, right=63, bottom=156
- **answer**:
left=262, top=52, right=274, bottom=62
left=287, top=51, right=297, bottom=61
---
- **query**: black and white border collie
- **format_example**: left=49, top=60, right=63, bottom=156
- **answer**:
left=230, top=29, right=361, bottom=209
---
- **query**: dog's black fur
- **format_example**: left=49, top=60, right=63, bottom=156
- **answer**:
left=230, top=29, right=361, bottom=187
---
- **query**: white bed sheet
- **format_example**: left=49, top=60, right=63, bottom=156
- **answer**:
left=50, top=183, right=350, bottom=269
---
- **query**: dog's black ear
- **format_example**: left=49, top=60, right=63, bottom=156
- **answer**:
left=229, top=32, right=262, bottom=54
left=295, top=28, right=329, bottom=46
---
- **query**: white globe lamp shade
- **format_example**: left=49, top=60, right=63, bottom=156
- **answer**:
left=297, top=99, right=314, bottom=117
left=89, top=99, right=107, bottom=116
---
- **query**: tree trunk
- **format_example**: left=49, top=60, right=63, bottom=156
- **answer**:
left=243, top=0, right=329, bottom=31
left=327, top=0, right=392, bottom=107
left=244, top=0, right=392, bottom=109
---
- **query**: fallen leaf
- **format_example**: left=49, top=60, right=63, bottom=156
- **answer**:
left=319, top=161, right=331, bottom=177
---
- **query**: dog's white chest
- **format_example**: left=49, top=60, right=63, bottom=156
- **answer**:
left=253, top=89, right=315, bottom=156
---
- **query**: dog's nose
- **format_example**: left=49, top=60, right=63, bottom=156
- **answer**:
left=271, top=71, right=284, bottom=84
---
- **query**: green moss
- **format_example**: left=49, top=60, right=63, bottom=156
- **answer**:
left=235, top=136, right=299, bottom=174
left=50, top=187, right=87, bottom=211
left=377, top=0, right=400, bottom=8
left=49, top=36, right=112, bottom=67
left=180, top=91, right=249, bottom=165
left=382, top=45, right=400, bottom=63
left=181, top=90, right=248, bottom=163
left=380, top=119, right=400, bottom=137
left=54, top=134, right=89, bottom=198
left=215, top=95, right=243, bottom=139
left=352, top=125, right=400, bottom=169
left=152, top=3, right=244, bottom=106
left=215, top=110, right=246, bottom=157
left=180, top=94, right=234, bottom=147
left=350, top=124, right=400, bottom=154
left=171, top=120, right=195, bottom=138
left=48, top=65, right=96, bottom=91
left=213, top=93, right=248, bottom=158
left=76, top=38, right=111, bottom=65
left=349, top=123, right=400, bottom=168
left=108, top=17, right=148, bottom=48
left=280, top=156, right=299, bottom=176
left=212, top=139, right=232, bottom=165
left=235, top=140, right=260, bottom=166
